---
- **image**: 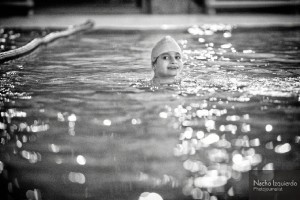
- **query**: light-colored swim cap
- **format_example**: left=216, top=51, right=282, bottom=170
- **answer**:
left=151, top=36, right=182, bottom=63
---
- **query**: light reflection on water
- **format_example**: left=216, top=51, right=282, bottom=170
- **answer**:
left=1, top=26, right=300, bottom=200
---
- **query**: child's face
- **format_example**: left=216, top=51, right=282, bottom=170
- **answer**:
left=153, top=51, right=183, bottom=78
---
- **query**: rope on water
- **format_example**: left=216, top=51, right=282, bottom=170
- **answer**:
left=0, top=20, right=94, bottom=63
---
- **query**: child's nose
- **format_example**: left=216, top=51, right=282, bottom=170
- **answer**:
left=170, top=56, right=176, bottom=63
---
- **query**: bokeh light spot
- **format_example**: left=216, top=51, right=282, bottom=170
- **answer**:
left=103, top=119, right=111, bottom=126
left=275, top=143, right=291, bottom=154
left=68, top=114, right=77, bottom=122
left=138, top=192, right=163, bottom=200
left=265, top=124, right=273, bottom=132
left=159, top=112, right=168, bottom=119
left=76, top=155, right=86, bottom=165
left=68, top=172, right=86, bottom=184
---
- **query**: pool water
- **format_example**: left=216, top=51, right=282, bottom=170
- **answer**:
left=0, top=28, right=54, bottom=52
left=0, top=26, right=300, bottom=200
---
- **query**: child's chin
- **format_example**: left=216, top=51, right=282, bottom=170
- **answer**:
left=169, top=72, right=178, bottom=77
left=166, top=70, right=178, bottom=75
left=162, top=73, right=176, bottom=77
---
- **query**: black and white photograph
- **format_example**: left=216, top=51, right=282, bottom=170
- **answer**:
left=0, top=1, right=300, bottom=200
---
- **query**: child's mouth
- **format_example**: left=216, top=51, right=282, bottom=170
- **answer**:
left=167, top=65, right=179, bottom=70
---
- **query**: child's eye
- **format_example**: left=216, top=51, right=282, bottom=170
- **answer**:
left=175, top=56, right=181, bottom=60
left=162, top=56, right=169, bottom=60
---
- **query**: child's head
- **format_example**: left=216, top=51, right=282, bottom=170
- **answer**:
left=151, top=36, right=183, bottom=82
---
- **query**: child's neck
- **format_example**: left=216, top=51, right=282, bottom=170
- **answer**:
left=152, top=76, right=178, bottom=85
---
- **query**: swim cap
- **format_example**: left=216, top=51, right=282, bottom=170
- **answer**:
left=151, top=36, right=182, bottom=63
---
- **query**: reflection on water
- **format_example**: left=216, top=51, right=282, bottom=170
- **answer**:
left=1, top=26, right=300, bottom=200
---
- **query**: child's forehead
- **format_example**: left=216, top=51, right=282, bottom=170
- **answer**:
left=160, top=52, right=181, bottom=56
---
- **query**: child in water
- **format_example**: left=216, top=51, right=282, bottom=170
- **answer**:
left=151, top=36, right=183, bottom=85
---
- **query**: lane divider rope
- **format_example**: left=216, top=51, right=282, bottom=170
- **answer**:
left=0, top=20, right=94, bottom=63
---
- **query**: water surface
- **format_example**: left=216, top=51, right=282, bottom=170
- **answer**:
left=0, top=26, right=300, bottom=200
